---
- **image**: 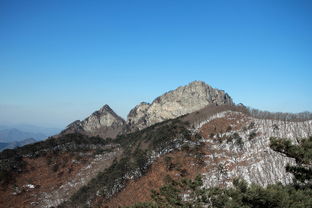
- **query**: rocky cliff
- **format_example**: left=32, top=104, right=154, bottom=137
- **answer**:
left=61, top=81, right=233, bottom=138
left=127, top=81, right=233, bottom=130
left=61, top=104, right=126, bottom=139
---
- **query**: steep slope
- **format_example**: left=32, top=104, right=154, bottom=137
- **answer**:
left=127, top=81, right=233, bottom=130
left=60, top=118, right=193, bottom=208
left=101, top=105, right=312, bottom=207
left=194, top=111, right=310, bottom=188
left=0, top=133, right=121, bottom=208
left=61, top=104, right=127, bottom=139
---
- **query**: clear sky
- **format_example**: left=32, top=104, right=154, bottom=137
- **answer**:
left=0, top=0, right=311, bottom=128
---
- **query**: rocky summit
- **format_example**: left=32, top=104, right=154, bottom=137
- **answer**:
left=61, top=81, right=233, bottom=138
left=61, top=104, right=126, bottom=138
left=127, top=81, right=233, bottom=130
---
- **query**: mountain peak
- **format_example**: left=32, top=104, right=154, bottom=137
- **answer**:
left=178, top=80, right=222, bottom=94
left=99, top=104, right=113, bottom=113
left=128, top=81, right=234, bottom=130
left=61, top=81, right=233, bottom=137
left=187, top=80, right=208, bottom=86
left=61, top=105, right=126, bottom=138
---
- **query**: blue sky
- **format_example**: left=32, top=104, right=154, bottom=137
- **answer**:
left=0, top=0, right=311, bottom=128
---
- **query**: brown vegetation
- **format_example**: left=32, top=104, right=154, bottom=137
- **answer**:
left=102, top=150, right=205, bottom=208
left=0, top=152, right=95, bottom=208
left=199, top=112, right=249, bottom=139
left=182, top=104, right=248, bottom=127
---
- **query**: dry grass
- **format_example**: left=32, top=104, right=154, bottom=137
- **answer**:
left=0, top=152, right=94, bottom=208
left=102, top=150, right=204, bottom=208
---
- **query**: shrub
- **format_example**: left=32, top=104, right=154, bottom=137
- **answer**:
left=248, top=131, right=257, bottom=140
left=0, top=170, right=12, bottom=185
left=52, top=164, right=59, bottom=172
left=226, top=126, right=232, bottom=132
left=248, top=122, right=255, bottom=129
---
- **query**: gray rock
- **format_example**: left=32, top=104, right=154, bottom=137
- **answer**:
left=127, top=81, right=233, bottom=130
left=60, top=81, right=233, bottom=138
left=61, top=105, right=126, bottom=139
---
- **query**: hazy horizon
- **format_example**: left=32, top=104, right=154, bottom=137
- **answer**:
left=1, top=0, right=311, bottom=128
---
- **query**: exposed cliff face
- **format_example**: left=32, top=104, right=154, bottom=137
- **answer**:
left=60, top=81, right=233, bottom=138
left=127, top=81, right=233, bottom=130
left=61, top=105, right=126, bottom=139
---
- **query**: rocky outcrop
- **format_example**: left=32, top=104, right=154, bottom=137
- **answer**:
left=61, top=105, right=126, bottom=139
left=60, top=81, right=233, bottom=137
left=127, top=81, right=233, bottom=130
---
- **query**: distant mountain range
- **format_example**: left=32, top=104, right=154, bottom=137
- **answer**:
left=0, top=125, right=61, bottom=151
left=0, top=124, right=61, bottom=138
left=0, top=128, right=46, bottom=143
left=0, top=138, right=37, bottom=152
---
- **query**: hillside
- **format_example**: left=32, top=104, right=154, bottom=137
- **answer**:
left=102, top=105, right=312, bottom=207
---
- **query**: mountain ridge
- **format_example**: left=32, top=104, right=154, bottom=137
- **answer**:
left=60, top=81, right=234, bottom=138
left=0, top=82, right=312, bottom=208
left=0, top=128, right=46, bottom=143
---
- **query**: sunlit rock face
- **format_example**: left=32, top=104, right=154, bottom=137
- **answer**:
left=61, top=81, right=233, bottom=137
left=81, top=105, right=125, bottom=132
left=127, top=81, right=233, bottom=130
left=61, top=104, right=127, bottom=139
